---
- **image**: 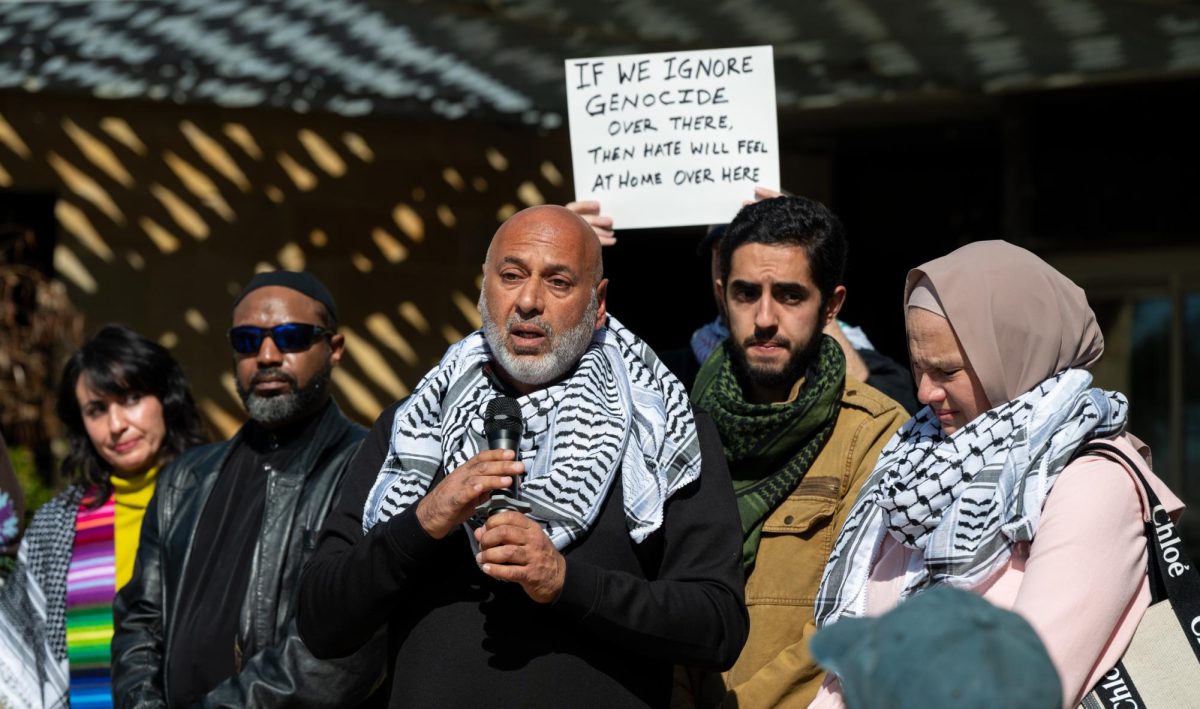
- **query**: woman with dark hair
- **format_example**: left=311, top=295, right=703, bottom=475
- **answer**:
left=0, top=324, right=206, bottom=709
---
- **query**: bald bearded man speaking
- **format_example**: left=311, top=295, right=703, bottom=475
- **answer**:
left=298, top=206, right=747, bottom=708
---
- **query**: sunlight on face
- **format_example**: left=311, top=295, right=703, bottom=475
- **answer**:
left=75, top=374, right=167, bottom=476
left=906, top=308, right=991, bottom=435
left=479, top=208, right=606, bottom=393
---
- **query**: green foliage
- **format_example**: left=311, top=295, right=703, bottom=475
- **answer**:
left=1, top=445, right=60, bottom=581
left=8, top=444, right=60, bottom=523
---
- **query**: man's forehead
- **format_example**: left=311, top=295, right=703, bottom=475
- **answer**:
left=729, top=242, right=813, bottom=284
left=232, top=285, right=321, bottom=323
left=489, top=215, right=596, bottom=271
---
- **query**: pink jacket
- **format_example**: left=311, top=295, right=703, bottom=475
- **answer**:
left=810, top=435, right=1185, bottom=709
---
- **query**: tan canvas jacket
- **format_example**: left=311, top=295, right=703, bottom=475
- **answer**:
left=678, top=376, right=907, bottom=709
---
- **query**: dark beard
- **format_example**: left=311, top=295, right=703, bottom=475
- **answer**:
left=236, top=362, right=332, bottom=426
left=728, top=325, right=824, bottom=395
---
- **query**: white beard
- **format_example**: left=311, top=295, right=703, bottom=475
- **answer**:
left=478, top=289, right=598, bottom=387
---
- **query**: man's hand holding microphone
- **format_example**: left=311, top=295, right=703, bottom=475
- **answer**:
left=414, top=397, right=566, bottom=603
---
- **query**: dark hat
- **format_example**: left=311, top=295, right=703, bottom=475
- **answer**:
left=232, top=271, right=338, bottom=326
left=810, top=587, right=1061, bottom=709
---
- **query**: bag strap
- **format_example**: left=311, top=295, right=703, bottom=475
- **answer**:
left=1077, top=442, right=1169, bottom=603
left=1075, top=440, right=1200, bottom=665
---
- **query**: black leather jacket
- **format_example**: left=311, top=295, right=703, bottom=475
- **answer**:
left=113, top=403, right=384, bottom=707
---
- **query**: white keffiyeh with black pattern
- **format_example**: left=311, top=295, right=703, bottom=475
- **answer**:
left=0, top=486, right=80, bottom=709
left=361, top=315, right=702, bottom=549
left=814, top=369, right=1128, bottom=628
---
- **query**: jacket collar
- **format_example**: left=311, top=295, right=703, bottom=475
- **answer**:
left=203, top=400, right=354, bottom=483
left=241, top=401, right=338, bottom=462
left=166, top=401, right=358, bottom=663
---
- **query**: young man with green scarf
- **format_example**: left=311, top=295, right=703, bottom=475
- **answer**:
left=681, top=195, right=907, bottom=708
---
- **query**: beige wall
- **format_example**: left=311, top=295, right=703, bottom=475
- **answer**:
left=0, top=91, right=575, bottom=435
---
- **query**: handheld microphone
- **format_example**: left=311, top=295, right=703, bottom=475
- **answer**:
left=476, top=397, right=532, bottom=516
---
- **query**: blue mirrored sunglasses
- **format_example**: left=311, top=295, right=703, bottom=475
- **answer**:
left=227, top=323, right=333, bottom=354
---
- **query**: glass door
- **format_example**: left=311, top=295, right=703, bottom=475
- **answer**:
left=1047, top=247, right=1200, bottom=557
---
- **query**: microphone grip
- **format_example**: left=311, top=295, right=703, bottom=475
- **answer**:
left=489, top=431, right=521, bottom=498
left=482, top=431, right=530, bottom=516
left=488, top=430, right=521, bottom=453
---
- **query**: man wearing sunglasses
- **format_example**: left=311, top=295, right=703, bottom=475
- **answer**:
left=114, top=271, right=383, bottom=707
left=298, top=206, right=747, bottom=707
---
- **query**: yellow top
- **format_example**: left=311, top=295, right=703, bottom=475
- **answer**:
left=110, top=466, right=158, bottom=590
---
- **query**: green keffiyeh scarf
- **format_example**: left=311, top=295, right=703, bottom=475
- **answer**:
left=693, top=335, right=845, bottom=573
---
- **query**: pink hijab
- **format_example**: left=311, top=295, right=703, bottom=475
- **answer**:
left=904, top=240, right=1104, bottom=407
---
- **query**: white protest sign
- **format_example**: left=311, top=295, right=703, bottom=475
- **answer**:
left=565, top=46, right=779, bottom=230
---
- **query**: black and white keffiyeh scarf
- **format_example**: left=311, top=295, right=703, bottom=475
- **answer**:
left=0, top=485, right=81, bottom=709
left=814, top=369, right=1128, bottom=628
left=361, top=315, right=702, bottom=549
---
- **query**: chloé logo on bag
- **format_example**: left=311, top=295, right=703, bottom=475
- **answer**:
left=1152, top=505, right=1190, bottom=579
left=1097, top=667, right=1139, bottom=708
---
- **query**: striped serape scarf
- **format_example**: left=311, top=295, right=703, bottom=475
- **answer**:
left=66, top=491, right=116, bottom=709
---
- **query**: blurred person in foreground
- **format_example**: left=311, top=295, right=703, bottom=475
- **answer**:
left=112, top=272, right=383, bottom=707
left=811, top=241, right=1184, bottom=708
left=0, top=324, right=206, bottom=708
left=810, top=586, right=1061, bottom=709
left=298, top=205, right=748, bottom=708
left=668, top=196, right=906, bottom=708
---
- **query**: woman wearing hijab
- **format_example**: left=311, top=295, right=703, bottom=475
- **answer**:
left=809, top=241, right=1183, bottom=709
left=0, top=324, right=207, bottom=709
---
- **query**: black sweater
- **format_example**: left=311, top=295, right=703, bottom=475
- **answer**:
left=298, top=402, right=748, bottom=708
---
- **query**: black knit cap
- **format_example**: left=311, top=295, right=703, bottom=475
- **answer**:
left=232, top=271, right=338, bottom=327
